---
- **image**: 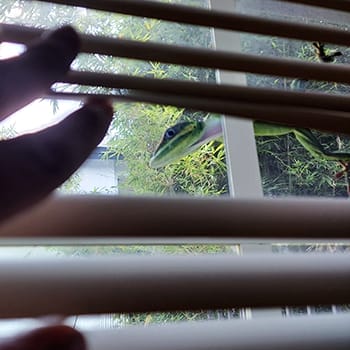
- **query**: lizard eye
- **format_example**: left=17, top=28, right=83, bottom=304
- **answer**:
left=165, top=128, right=176, bottom=139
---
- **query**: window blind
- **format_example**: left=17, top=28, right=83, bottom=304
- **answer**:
left=0, top=0, right=350, bottom=349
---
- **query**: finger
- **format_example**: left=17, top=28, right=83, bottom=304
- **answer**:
left=0, top=98, right=113, bottom=222
left=0, top=325, right=85, bottom=350
left=0, top=26, right=80, bottom=120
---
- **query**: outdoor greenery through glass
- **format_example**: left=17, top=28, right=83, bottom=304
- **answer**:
left=1, top=0, right=228, bottom=197
left=0, top=0, right=235, bottom=329
left=1, top=0, right=350, bottom=330
left=238, top=0, right=350, bottom=197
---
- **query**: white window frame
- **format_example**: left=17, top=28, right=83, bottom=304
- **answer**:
left=210, top=0, right=282, bottom=319
left=211, top=0, right=262, bottom=199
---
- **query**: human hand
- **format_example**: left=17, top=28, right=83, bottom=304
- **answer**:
left=0, top=25, right=113, bottom=348
left=0, top=325, right=85, bottom=350
left=0, top=26, right=113, bottom=222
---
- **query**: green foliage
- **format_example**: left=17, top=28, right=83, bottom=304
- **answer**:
left=167, top=141, right=227, bottom=195
left=119, top=311, right=208, bottom=326
left=1, top=0, right=225, bottom=197
left=50, top=244, right=236, bottom=257
left=115, top=309, right=241, bottom=327
left=107, top=101, right=227, bottom=195
left=3, top=1, right=350, bottom=198
left=57, top=173, right=81, bottom=194
left=98, top=6, right=226, bottom=196
left=241, top=30, right=350, bottom=197
left=257, top=132, right=349, bottom=197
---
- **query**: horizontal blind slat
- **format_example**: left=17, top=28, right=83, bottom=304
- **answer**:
left=35, top=0, right=350, bottom=45
left=2, top=24, right=350, bottom=84
left=0, top=254, right=348, bottom=317
left=64, top=70, right=350, bottom=113
left=85, top=314, right=350, bottom=350
left=47, top=90, right=350, bottom=135
left=1, top=196, right=350, bottom=239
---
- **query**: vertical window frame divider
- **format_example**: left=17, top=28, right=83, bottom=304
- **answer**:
left=210, top=0, right=282, bottom=319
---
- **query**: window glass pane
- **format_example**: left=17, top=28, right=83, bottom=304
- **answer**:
left=237, top=0, right=350, bottom=197
left=0, top=0, right=236, bottom=332
left=0, top=0, right=228, bottom=197
left=235, top=0, right=350, bottom=316
left=3, top=0, right=348, bottom=333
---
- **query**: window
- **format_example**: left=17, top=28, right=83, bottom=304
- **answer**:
left=237, top=0, right=350, bottom=197
left=0, top=0, right=349, bottom=339
left=0, top=0, right=240, bottom=332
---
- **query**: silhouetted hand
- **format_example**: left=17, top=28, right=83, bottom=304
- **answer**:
left=0, top=325, right=85, bottom=350
left=0, top=26, right=113, bottom=222
left=0, top=26, right=113, bottom=349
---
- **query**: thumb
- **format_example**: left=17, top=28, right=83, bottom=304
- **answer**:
left=0, top=325, right=86, bottom=350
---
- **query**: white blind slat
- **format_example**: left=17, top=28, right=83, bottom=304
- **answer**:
left=1, top=196, right=350, bottom=240
left=0, top=254, right=348, bottom=317
left=85, top=314, right=350, bottom=350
